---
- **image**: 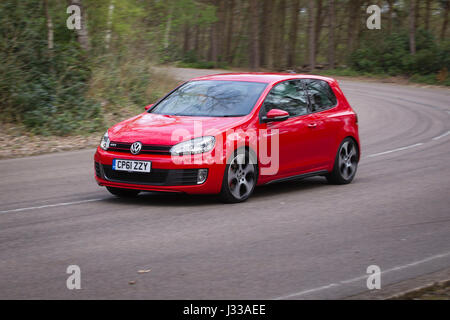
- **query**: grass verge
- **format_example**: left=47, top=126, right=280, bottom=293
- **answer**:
left=390, top=280, right=450, bottom=300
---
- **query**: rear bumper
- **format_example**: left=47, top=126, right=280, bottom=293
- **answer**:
left=94, top=147, right=226, bottom=194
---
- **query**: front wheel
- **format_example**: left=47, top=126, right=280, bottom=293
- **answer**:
left=220, top=149, right=258, bottom=203
left=326, top=138, right=359, bottom=185
left=106, top=186, right=140, bottom=198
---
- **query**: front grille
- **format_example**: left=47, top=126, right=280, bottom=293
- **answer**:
left=101, top=165, right=199, bottom=186
left=108, top=142, right=172, bottom=155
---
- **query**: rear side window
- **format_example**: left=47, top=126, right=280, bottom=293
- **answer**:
left=303, top=79, right=337, bottom=112
left=261, top=80, right=309, bottom=117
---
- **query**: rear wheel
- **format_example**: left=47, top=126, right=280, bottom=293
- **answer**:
left=106, top=186, right=140, bottom=197
left=326, top=138, right=358, bottom=184
left=220, top=149, right=257, bottom=203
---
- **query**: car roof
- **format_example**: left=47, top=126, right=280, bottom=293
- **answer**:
left=189, top=72, right=337, bottom=85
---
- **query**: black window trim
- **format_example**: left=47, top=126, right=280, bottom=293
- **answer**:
left=302, top=78, right=338, bottom=114
left=147, top=81, right=188, bottom=113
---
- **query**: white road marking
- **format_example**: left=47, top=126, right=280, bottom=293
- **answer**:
left=366, top=143, right=424, bottom=158
left=274, top=251, right=450, bottom=300
left=432, top=130, right=450, bottom=141
left=0, top=198, right=104, bottom=214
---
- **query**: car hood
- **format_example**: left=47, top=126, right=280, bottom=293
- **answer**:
left=109, top=113, right=247, bottom=145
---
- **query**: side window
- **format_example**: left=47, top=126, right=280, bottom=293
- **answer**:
left=303, top=79, right=337, bottom=112
left=261, top=80, right=309, bottom=117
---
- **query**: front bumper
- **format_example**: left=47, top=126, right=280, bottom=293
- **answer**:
left=94, top=147, right=226, bottom=194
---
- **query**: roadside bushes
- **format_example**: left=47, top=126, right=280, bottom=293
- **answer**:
left=88, top=49, right=180, bottom=128
left=350, top=30, right=449, bottom=84
left=0, top=1, right=102, bottom=135
left=0, top=0, right=102, bottom=135
left=0, top=0, right=179, bottom=135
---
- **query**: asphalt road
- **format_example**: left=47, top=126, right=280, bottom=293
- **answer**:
left=1, top=69, right=449, bottom=299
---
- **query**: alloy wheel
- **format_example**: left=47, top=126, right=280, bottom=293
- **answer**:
left=338, top=140, right=357, bottom=180
left=227, top=153, right=256, bottom=200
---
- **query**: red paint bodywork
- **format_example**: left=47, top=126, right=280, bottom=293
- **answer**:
left=95, top=73, right=360, bottom=194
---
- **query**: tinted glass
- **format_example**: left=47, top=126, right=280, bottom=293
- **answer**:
left=150, top=80, right=267, bottom=117
left=261, top=80, right=308, bottom=117
left=303, top=79, right=337, bottom=112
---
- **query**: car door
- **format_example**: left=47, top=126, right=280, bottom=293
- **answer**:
left=302, top=79, right=340, bottom=167
left=258, top=79, right=320, bottom=177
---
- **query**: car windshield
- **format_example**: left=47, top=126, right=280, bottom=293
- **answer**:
left=150, top=80, right=267, bottom=117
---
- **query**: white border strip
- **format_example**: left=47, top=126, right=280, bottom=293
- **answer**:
left=366, top=143, right=424, bottom=158
left=0, top=198, right=104, bottom=214
left=432, top=131, right=450, bottom=141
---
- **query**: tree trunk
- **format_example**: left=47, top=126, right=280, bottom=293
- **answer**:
left=183, top=23, right=190, bottom=54
left=259, top=0, right=270, bottom=67
left=43, top=0, right=54, bottom=51
left=271, top=0, right=280, bottom=69
left=328, top=0, right=335, bottom=69
left=415, top=0, right=420, bottom=27
left=334, top=4, right=345, bottom=65
left=287, top=0, right=300, bottom=68
left=425, top=0, right=431, bottom=31
left=225, top=0, right=234, bottom=63
left=69, top=0, right=90, bottom=51
left=202, top=26, right=209, bottom=60
left=163, top=4, right=173, bottom=49
left=346, top=0, right=359, bottom=53
left=273, top=0, right=286, bottom=69
left=314, top=0, right=323, bottom=56
left=209, top=25, right=218, bottom=62
left=308, top=0, right=316, bottom=70
left=387, top=0, right=394, bottom=34
left=409, top=0, right=416, bottom=55
left=441, top=0, right=450, bottom=41
left=266, top=0, right=275, bottom=69
left=230, top=0, right=249, bottom=65
left=249, top=0, right=260, bottom=70
left=105, top=0, right=115, bottom=49
left=194, top=21, right=200, bottom=53
left=217, top=0, right=226, bottom=61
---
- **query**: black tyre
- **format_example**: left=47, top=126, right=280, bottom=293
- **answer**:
left=106, top=186, right=140, bottom=197
left=326, top=138, right=359, bottom=185
left=220, top=149, right=258, bottom=203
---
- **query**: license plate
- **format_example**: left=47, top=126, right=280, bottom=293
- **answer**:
left=112, top=159, right=151, bottom=173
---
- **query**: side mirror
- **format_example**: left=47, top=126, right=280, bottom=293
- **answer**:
left=145, top=103, right=154, bottom=111
left=262, top=109, right=289, bottom=123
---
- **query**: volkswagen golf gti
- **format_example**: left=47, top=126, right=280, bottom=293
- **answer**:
left=94, top=73, right=360, bottom=203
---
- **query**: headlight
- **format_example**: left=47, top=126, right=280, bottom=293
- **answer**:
left=100, top=131, right=110, bottom=151
left=170, top=136, right=215, bottom=156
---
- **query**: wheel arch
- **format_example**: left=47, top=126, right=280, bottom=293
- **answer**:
left=227, top=145, right=259, bottom=183
left=345, top=135, right=360, bottom=162
left=329, top=135, right=360, bottom=172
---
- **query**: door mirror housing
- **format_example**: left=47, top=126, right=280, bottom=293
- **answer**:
left=262, top=109, right=289, bottom=123
left=145, top=103, right=154, bottom=111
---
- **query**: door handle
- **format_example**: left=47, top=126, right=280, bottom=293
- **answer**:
left=307, top=123, right=317, bottom=128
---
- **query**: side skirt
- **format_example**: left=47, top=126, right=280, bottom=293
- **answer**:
left=264, top=170, right=329, bottom=185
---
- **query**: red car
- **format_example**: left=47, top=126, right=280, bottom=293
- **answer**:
left=94, top=73, right=360, bottom=203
